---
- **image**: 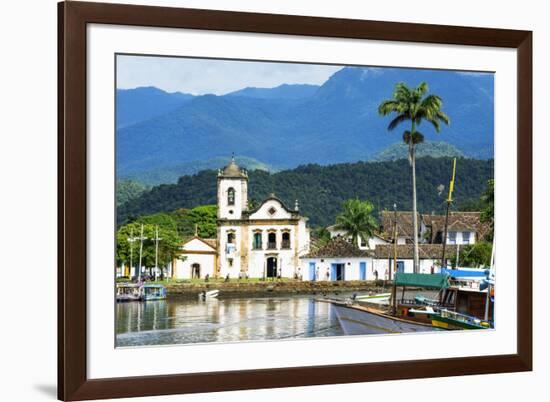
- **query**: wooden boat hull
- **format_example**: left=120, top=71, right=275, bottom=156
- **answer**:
left=116, top=295, right=141, bottom=302
left=332, top=302, right=440, bottom=335
left=431, top=314, right=490, bottom=330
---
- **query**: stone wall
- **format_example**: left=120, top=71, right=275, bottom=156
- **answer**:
left=166, top=280, right=390, bottom=298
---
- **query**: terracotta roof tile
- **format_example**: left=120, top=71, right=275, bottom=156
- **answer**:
left=373, top=244, right=459, bottom=259
left=302, top=237, right=373, bottom=258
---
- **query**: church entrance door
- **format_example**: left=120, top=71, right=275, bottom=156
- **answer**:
left=266, top=257, right=278, bottom=278
left=191, top=263, right=201, bottom=279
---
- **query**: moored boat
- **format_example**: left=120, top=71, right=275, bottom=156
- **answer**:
left=116, top=283, right=141, bottom=302
left=199, top=289, right=219, bottom=300
left=331, top=301, right=439, bottom=335
left=329, top=273, right=451, bottom=335
left=431, top=309, right=491, bottom=330
left=140, top=284, right=167, bottom=301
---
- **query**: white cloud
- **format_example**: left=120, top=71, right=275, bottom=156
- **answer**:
left=116, top=55, right=341, bottom=95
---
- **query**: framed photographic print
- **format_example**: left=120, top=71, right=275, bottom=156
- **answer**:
left=58, top=1, right=532, bottom=400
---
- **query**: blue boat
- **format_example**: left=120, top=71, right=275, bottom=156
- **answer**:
left=140, top=284, right=167, bottom=301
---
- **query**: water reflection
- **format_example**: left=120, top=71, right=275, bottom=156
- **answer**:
left=116, top=296, right=344, bottom=347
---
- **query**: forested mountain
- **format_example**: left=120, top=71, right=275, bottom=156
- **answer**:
left=121, top=155, right=275, bottom=186
left=116, top=86, right=194, bottom=128
left=116, top=67, right=494, bottom=176
left=373, top=141, right=465, bottom=162
left=116, top=179, right=149, bottom=206
left=227, top=84, right=320, bottom=99
left=117, top=157, right=494, bottom=227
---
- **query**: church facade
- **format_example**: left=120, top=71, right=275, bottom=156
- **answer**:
left=217, top=158, right=310, bottom=279
left=174, top=157, right=311, bottom=279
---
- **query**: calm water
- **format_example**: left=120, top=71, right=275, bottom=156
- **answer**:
left=116, top=295, right=345, bottom=347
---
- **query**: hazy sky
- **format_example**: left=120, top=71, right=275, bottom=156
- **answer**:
left=116, top=55, right=341, bottom=95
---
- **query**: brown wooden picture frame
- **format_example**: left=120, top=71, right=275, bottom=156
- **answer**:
left=58, top=1, right=532, bottom=400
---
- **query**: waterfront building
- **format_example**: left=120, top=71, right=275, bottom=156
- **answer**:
left=372, top=244, right=459, bottom=278
left=216, top=157, right=310, bottom=279
left=173, top=236, right=217, bottom=280
left=377, top=211, right=490, bottom=246
left=300, top=238, right=374, bottom=281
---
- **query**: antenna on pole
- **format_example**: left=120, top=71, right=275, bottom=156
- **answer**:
left=441, top=158, right=457, bottom=269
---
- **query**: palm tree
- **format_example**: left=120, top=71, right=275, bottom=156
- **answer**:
left=334, top=199, right=378, bottom=248
left=378, top=82, right=450, bottom=273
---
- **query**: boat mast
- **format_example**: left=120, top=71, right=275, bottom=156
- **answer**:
left=392, top=203, right=398, bottom=315
left=441, top=158, right=457, bottom=270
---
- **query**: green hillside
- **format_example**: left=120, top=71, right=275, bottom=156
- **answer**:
left=374, top=141, right=465, bottom=162
left=117, top=157, right=493, bottom=227
left=120, top=156, right=275, bottom=186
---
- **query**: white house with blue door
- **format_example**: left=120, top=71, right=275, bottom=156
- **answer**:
left=372, top=244, right=459, bottom=278
left=300, top=238, right=375, bottom=281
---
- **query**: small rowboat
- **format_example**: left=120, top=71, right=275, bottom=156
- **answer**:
left=199, top=289, right=219, bottom=300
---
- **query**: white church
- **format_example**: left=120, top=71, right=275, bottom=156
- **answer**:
left=172, top=157, right=311, bottom=280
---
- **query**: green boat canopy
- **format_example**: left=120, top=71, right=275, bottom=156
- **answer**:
left=395, top=273, right=450, bottom=289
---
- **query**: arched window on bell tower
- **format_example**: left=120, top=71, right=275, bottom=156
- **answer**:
left=227, top=187, right=235, bottom=206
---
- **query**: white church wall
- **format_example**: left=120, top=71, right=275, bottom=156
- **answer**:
left=248, top=199, right=293, bottom=220
left=174, top=253, right=216, bottom=280
left=218, top=225, right=243, bottom=278
left=246, top=224, right=302, bottom=278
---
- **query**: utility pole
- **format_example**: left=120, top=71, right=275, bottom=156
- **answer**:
left=127, top=227, right=137, bottom=280
left=137, top=224, right=147, bottom=283
left=152, top=225, right=162, bottom=281
left=441, top=158, right=457, bottom=270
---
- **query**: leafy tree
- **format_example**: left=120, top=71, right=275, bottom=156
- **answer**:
left=334, top=199, right=378, bottom=248
left=116, top=179, right=149, bottom=207
left=451, top=241, right=493, bottom=267
left=480, top=179, right=494, bottom=240
left=378, top=82, right=450, bottom=272
left=116, top=220, right=182, bottom=275
left=116, top=157, right=493, bottom=228
left=172, top=205, right=217, bottom=238
left=312, top=226, right=332, bottom=248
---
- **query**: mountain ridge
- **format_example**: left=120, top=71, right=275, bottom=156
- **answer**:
left=116, top=67, right=494, bottom=176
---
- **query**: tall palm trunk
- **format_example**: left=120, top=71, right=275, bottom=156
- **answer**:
left=410, top=144, right=420, bottom=273
left=409, top=120, right=420, bottom=274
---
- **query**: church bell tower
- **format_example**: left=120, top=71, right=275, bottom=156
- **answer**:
left=217, top=156, right=248, bottom=220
